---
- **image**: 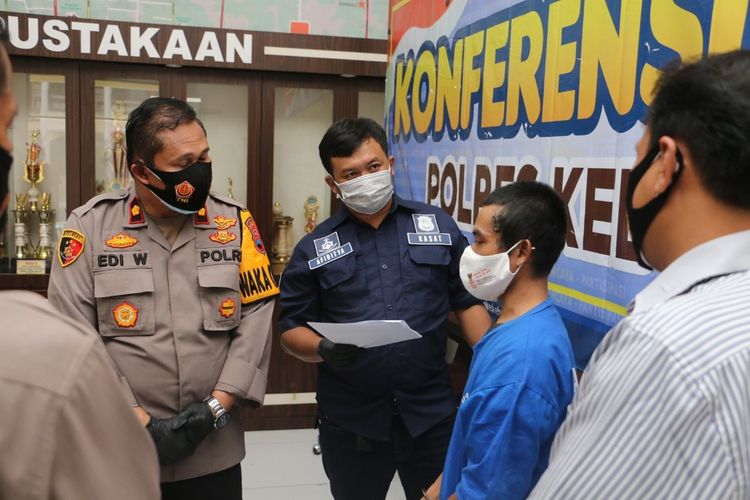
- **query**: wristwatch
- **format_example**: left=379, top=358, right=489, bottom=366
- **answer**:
left=203, top=395, right=232, bottom=429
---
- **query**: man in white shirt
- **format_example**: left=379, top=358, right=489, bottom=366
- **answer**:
left=531, top=50, right=750, bottom=498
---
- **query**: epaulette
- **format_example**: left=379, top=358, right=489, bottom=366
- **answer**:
left=209, top=191, right=246, bottom=211
left=71, top=189, right=129, bottom=217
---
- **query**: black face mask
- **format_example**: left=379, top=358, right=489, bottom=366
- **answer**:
left=0, top=147, right=12, bottom=231
left=138, top=160, right=212, bottom=214
left=625, top=145, right=683, bottom=270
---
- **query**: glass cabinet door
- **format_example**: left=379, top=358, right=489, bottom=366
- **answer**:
left=272, top=87, right=334, bottom=248
left=186, top=82, right=249, bottom=205
left=1, top=73, right=67, bottom=271
left=94, top=79, right=159, bottom=194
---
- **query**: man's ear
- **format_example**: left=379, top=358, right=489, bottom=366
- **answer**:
left=654, top=136, right=681, bottom=194
left=511, top=239, right=534, bottom=272
left=388, top=156, right=395, bottom=175
left=325, top=175, right=340, bottom=197
left=129, top=162, right=149, bottom=185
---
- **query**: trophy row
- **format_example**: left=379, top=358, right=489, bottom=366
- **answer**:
left=4, top=130, right=55, bottom=263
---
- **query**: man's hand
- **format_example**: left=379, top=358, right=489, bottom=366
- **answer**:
left=146, top=415, right=196, bottom=465
left=317, top=338, right=363, bottom=369
left=178, top=401, right=215, bottom=446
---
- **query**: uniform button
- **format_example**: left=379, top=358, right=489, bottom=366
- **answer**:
left=381, top=264, right=388, bottom=270
left=387, top=304, right=393, bottom=311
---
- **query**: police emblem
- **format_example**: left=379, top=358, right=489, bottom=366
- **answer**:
left=313, top=232, right=341, bottom=257
left=194, top=206, right=210, bottom=225
left=416, top=215, right=436, bottom=232
left=175, top=181, right=195, bottom=203
left=219, top=298, right=236, bottom=318
left=105, top=232, right=138, bottom=249
left=58, top=229, right=85, bottom=268
left=408, top=214, right=452, bottom=246
left=129, top=198, right=145, bottom=224
left=113, top=302, right=138, bottom=328
left=209, top=230, right=237, bottom=244
left=244, top=215, right=266, bottom=254
left=214, top=215, right=238, bottom=230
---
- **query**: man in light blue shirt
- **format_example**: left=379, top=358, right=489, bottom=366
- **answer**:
left=425, top=181, right=575, bottom=500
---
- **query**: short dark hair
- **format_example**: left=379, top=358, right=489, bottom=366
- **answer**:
left=125, top=97, right=205, bottom=166
left=318, top=118, right=388, bottom=174
left=648, top=50, right=750, bottom=210
left=482, top=181, right=567, bottom=278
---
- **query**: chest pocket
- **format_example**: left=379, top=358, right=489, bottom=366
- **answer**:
left=404, top=245, right=452, bottom=290
left=197, top=265, right=242, bottom=331
left=94, top=269, right=155, bottom=337
left=315, top=253, right=367, bottom=299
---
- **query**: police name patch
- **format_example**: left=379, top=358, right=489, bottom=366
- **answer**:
left=308, top=242, right=353, bottom=270
left=407, top=233, right=452, bottom=245
left=408, top=214, right=452, bottom=246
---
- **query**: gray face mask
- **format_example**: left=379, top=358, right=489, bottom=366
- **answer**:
left=334, top=168, right=393, bottom=215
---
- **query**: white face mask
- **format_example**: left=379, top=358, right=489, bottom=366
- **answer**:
left=459, top=240, right=525, bottom=301
left=334, top=168, right=394, bottom=215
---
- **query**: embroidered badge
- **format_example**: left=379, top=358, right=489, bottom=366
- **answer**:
left=309, top=232, right=352, bottom=269
left=407, top=214, right=452, bottom=246
left=58, top=229, right=85, bottom=268
left=214, top=215, right=238, bottom=230
left=313, top=232, right=341, bottom=257
left=113, top=302, right=138, bottom=328
left=194, top=206, right=210, bottom=225
left=244, top=215, right=266, bottom=254
left=219, top=298, right=236, bottom=318
left=105, top=232, right=138, bottom=249
left=129, top=198, right=145, bottom=224
left=209, top=230, right=237, bottom=245
left=175, top=181, right=195, bottom=203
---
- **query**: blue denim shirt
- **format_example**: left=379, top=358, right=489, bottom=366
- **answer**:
left=279, top=196, right=480, bottom=440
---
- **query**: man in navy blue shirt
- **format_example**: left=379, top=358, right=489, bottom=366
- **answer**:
left=425, top=181, right=575, bottom=500
left=279, top=118, right=490, bottom=500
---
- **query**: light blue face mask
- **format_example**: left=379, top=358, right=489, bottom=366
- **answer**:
left=334, top=168, right=393, bottom=215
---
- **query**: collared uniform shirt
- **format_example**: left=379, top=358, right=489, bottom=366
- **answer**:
left=530, top=230, right=750, bottom=499
left=279, top=196, right=481, bottom=441
left=47, top=188, right=279, bottom=482
left=0, top=291, right=160, bottom=500
left=440, top=300, right=575, bottom=500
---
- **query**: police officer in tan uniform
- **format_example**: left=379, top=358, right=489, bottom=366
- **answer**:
left=0, top=23, right=160, bottom=500
left=48, top=97, right=279, bottom=499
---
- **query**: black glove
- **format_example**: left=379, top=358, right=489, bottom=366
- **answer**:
left=178, top=401, right=215, bottom=447
left=146, top=415, right=195, bottom=465
left=318, top=338, right=363, bottom=369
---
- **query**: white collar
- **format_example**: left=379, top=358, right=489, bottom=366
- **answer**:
left=629, top=230, right=750, bottom=315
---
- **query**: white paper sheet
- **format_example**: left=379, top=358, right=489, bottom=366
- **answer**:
left=307, top=320, right=422, bottom=348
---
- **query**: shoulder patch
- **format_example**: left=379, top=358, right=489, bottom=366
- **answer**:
left=58, top=229, right=85, bottom=268
left=71, top=189, right=128, bottom=217
left=239, top=208, right=278, bottom=303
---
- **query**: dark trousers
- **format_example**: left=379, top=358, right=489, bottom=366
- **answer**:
left=318, top=414, right=454, bottom=500
left=160, top=463, right=242, bottom=500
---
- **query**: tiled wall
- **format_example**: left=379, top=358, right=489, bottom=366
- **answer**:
left=4, top=0, right=388, bottom=39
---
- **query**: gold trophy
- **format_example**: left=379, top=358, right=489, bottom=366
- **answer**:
left=23, top=130, right=45, bottom=212
left=11, top=193, right=29, bottom=259
left=227, top=177, right=235, bottom=199
left=303, top=195, right=319, bottom=234
left=12, top=130, right=54, bottom=272
left=110, top=127, right=129, bottom=191
left=37, top=192, right=55, bottom=260
left=271, top=202, right=294, bottom=275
